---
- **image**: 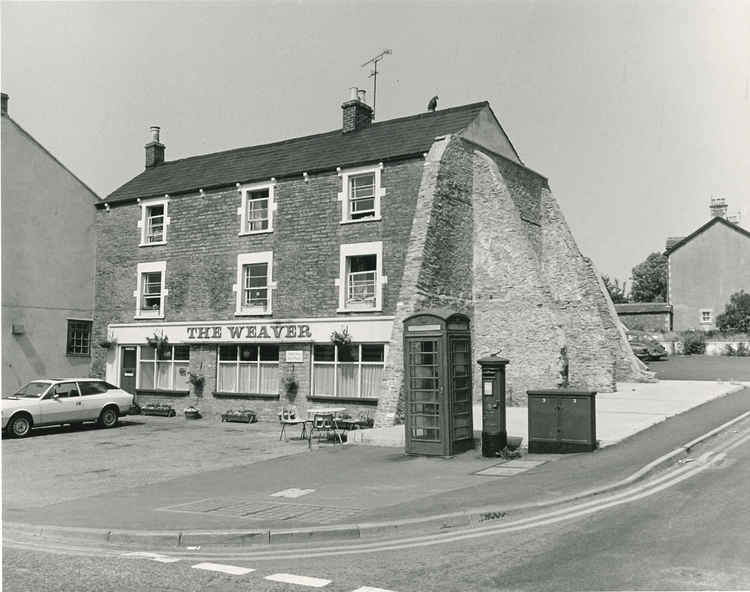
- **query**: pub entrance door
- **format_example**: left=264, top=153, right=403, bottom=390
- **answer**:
left=120, top=347, right=137, bottom=394
left=403, top=311, right=474, bottom=456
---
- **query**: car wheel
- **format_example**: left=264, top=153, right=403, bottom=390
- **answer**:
left=9, top=414, right=32, bottom=438
left=98, top=406, right=119, bottom=428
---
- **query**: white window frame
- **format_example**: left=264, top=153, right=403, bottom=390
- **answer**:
left=337, top=163, right=385, bottom=224
left=233, top=251, right=276, bottom=316
left=699, top=309, right=713, bottom=325
left=216, top=344, right=280, bottom=394
left=134, top=261, right=167, bottom=319
left=238, top=181, right=276, bottom=235
left=312, top=343, right=387, bottom=398
left=336, top=241, right=386, bottom=312
left=137, top=344, right=190, bottom=391
left=138, top=196, right=170, bottom=246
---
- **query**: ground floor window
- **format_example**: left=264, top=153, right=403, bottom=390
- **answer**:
left=313, top=343, right=385, bottom=398
left=66, top=319, right=92, bottom=356
left=217, top=344, right=280, bottom=393
left=139, top=345, right=190, bottom=390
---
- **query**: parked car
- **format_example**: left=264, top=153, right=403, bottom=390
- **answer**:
left=626, top=331, right=668, bottom=361
left=1, top=379, right=135, bottom=438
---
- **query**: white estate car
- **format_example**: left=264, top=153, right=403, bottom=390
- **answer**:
left=2, top=379, right=135, bottom=438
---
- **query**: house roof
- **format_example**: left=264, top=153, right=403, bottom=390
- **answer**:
left=103, top=101, right=495, bottom=205
left=664, top=216, right=750, bottom=256
left=615, top=303, right=672, bottom=315
left=665, top=236, right=684, bottom=250
left=2, top=113, right=101, bottom=201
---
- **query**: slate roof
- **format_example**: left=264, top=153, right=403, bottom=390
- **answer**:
left=104, top=101, right=491, bottom=204
left=664, top=216, right=750, bottom=255
left=615, top=303, right=672, bottom=314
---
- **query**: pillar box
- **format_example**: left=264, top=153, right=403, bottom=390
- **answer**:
left=477, top=354, right=509, bottom=457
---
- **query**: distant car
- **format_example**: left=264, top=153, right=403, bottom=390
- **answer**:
left=626, top=331, right=668, bottom=361
left=1, top=379, right=135, bottom=438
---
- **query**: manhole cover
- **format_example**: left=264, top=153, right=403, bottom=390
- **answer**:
left=158, top=498, right=363, bottom=524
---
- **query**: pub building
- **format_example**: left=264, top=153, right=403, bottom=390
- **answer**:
left=93, top=90, right=648, bottom=427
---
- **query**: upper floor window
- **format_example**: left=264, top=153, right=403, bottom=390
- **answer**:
left=138, top=197, right=169, bottom=246
left=238, top=182, right=275, bottom=235
left=338, top=164, right=385, bottom=223
left=66, top=319, right=92, bottom=356
left=135, top=261, right=167, bottom=319
left=234, top=252, right=276, bottom=315
left=337, top=242, right=386, bottom=312
left=700, top=309, right=713, bottom=324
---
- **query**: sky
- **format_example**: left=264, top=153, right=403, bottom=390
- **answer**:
left=2, top=0, right=749, bottom=285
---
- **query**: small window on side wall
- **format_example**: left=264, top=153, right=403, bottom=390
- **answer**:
left=338, top=164, right=385, bottom=223
left=700, top=309, right=713, bottom=324
left=66, top=320, right=92, bottom=356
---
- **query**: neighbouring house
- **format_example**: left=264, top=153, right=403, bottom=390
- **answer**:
left=1, top=93, right=99, bottom=393
left=92, top=89, right=649, bottom=427
left=615, top=303, right=672, bottom=332
left=666, top=198, right=750, bottom=331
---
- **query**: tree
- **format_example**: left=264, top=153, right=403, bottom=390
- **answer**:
left=602, top=275, right=628, bottom=303
left=630, top=252, right=667, bottom=302
left=716, top=290, right=750, bottom=333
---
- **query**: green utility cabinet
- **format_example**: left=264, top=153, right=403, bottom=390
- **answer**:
left=527, top=389, right=597, bottom=453
left=403, top=311, right=473, bottom=457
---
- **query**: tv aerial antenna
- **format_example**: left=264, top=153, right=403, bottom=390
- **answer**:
left=361, top=49, right=392, bottom=118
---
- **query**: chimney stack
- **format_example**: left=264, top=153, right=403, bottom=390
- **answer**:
left=342, top=87, right=373, bottom=133
left=145, top=125, right=165, bottom=168
left=1, top=93, right=8, bottom=116
left=709, top=197, right=728, bottom=219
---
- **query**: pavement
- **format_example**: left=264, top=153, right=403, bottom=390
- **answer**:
left=4, top=377, right=750, bottom=548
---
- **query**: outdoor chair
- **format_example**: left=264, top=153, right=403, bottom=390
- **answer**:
left=308, top=412, right=343, bottom=449
left=278, top=406, right=308, bottom=441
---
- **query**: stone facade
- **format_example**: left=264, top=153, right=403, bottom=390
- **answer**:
left=373, top=136, right=651, bottom=423
left=94, top=101, right=651, bottom=428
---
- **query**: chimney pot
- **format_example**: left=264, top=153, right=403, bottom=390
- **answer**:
left=1, top=93, right=8, bottom=116
left=145, top=125, right=165, bottom=168
left=709, top=197, right=728, bottom=219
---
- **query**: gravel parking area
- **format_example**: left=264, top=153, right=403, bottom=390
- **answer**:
left=649, top=355, right=750, bottom=382
left=2, top=414, right=309, bottom=510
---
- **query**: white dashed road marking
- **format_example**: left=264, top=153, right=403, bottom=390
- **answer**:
left=191, top=562, right=255, bottom=575
left=270, top=488, right=315, bottom=498
left=265, top=573, right=331, bottom=587
left=122, top=551, right=180, bottom=563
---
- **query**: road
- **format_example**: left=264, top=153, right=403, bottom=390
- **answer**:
left=5, top=421, right=750, bottom=591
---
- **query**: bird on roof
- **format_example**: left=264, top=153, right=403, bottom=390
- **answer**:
left=427, top=95, right=438, bottom=112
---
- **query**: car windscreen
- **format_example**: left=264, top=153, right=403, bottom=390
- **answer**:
left=13, top=381, right=51, bottom=398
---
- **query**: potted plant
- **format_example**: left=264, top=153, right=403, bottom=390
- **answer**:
left=183, top=405, right=202, bottom=419
left=330, top=326, right=352, bottom=348
left=187, top=362, right=205, bottom=396
left=146, top=331, right=170, bottom=357
left=281, top=374, right=298, bottom=401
